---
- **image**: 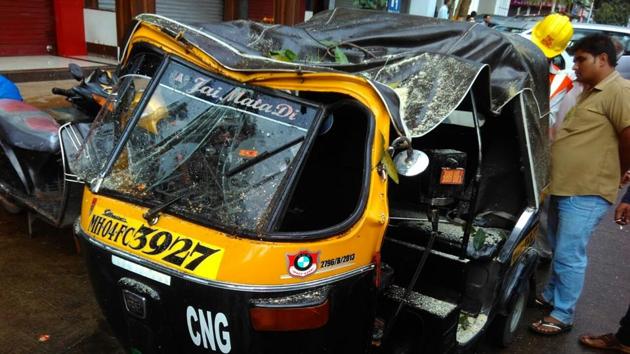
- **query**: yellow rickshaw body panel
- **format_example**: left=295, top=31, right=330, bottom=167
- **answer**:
left=80, top=22, right=393, bottom=287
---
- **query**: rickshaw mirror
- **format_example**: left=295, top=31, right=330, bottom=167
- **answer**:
left=394, top=149, right=429, bottom=177
left=68, top=63, right=84, bottom=81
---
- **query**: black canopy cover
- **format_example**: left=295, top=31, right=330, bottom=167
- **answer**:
left=133, top=8, right=549, bottom=140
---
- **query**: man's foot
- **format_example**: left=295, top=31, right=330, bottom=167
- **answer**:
left=529, top=316, right=573, bottom=336
left=579, top=333, right=630, bottom=353
left=533, top=294, right=554, bottom=310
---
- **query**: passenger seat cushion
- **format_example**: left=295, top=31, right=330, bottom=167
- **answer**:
left=0, top=99, right=60, bottom=152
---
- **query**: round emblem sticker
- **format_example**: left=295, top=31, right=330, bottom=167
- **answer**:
left=295, top=254, right=312, bottom=271
left=287, top=251, right=319, bottom=278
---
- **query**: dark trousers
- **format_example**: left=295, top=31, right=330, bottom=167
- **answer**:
left=617, top=304, right=630, bottom=346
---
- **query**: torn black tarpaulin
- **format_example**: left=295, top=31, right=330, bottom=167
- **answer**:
left=131, top=9, right=549, bottom=139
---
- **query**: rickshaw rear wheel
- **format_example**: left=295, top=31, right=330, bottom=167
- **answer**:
left=492, top=280, right=530, bottom=347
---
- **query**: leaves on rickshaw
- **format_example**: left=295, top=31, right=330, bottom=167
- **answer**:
left=375, top=132, right=399, bottom=184
left=317, top=40, right=350, bottom=64
left=381, top=151, right=399, bottom=184
left=269, top=49, right=297, bottom=62
left=472, top=228, right=487, bottom=251
left=458, top=313, right=472, bottom=330
left=333, top=47, right=349, bottom=64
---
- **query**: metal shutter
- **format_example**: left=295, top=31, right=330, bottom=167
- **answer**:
left=156, top=0, right=224, bottom=24
left=335, top=0, right=355, bottom=8
left=98, top=0, right=115, bottom=11
left=0, top=0, right=56, bottom=56
left=248, top=1, right=274, bottom=22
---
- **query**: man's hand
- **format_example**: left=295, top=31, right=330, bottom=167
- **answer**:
left=615, top=202, right=630, bottom=225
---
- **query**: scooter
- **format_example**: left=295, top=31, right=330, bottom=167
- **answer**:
left=53, top=63, right=116, bottom=117
left=0, top=63, right=115, bottom=234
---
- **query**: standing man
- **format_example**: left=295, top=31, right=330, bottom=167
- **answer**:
left=437, top=0, right=450, bottom=19
left=530, top=34, right=630, bottom=335
left=527, top=14, right=574, bottom=262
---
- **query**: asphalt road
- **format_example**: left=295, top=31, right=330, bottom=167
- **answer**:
left=479, top=197, right=630, bottom=354
left=1, top=197, right=628, bottom=353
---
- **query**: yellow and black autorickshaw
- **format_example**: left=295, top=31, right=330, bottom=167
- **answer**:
left=69, top=9, right=551, bottom=354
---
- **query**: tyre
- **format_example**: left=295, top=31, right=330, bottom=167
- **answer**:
left=492, top=280, right=530, bottom=347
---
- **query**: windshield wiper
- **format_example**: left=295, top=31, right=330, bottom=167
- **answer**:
left=226, top=136, right=305, bottom=177
left=142, top=188, right=195, bottom=224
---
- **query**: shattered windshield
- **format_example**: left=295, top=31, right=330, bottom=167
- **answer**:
left=74, top=75, right=151, bottom=180
left=89, top=60, right=320, bottom=232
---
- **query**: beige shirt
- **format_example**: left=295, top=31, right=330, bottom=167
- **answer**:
left=550, top=71, right=630, bottom=203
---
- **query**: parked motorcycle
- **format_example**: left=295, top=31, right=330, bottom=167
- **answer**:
left=0, top=63, right=115, bottom=234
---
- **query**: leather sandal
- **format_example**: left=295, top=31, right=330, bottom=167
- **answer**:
left=534, top=294, right=554, bottom=310
left=579, top=333, right=630, bottom=353
left=530, top=318, right=573, bottom=336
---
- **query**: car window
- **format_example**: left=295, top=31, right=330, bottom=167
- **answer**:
left=617, top=55, right=630, bottom=79
left=571, top=28, right=630, bottom=55
left=606, top=32, right=630, bottom=55
left=570, top=29, right=597, bottom=49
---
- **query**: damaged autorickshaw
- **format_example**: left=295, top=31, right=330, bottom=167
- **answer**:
left=69, top=8, right=550, bottom=354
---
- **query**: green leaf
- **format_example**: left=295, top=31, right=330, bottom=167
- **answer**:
left=459, top=313, right=471, bottom=330
left=320, top=40, right=338, bottom=48
left=269, top=49, right=297, bottom=62
left=353, top=0, right=386, bottom=10
left=472, top=228, right=487, bottom=251
left=333, top=47, right=349, bottom=64
left=375, top=132, right=386, bottom=166
left=381, top=152, right=399, bottom=184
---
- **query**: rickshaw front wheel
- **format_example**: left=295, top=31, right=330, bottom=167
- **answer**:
left=492, top=280, right=530, bottom=347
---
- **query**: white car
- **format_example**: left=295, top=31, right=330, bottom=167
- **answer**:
left=520, top=23, right=630, bottom=79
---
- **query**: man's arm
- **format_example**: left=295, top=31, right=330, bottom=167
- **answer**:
left=615, top=187, right=630, bottom=225
left=621, top=126, right=630, bottom=174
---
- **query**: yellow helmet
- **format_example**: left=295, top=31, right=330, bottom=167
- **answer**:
left=530, top=14, right=574, bottom=58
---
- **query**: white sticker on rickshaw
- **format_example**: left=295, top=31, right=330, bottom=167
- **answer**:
left=186, top=305, right=231, bottom=353
left=111, top=255, right=171, bottom=286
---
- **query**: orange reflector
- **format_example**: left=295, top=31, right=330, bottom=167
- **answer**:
left=239, top=149, right=259, bottom=158
left=440, top=168, right=465, bottom=185
left=249, top=301, right=329, bottom=331
left=92, top=93, right=107, bottom=107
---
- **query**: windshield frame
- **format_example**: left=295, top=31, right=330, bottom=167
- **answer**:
left=88, top=54, right=336, bottom=238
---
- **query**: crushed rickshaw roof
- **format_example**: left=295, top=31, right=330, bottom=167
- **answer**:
left=132, top=8, right=550, bottom=138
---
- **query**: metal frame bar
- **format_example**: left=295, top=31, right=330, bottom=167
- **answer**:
left=92, top=56, right=171, bottom=193
left=460, top=90, right=484, bottom=258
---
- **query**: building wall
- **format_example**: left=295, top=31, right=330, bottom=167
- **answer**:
left=495, top=0, right=509, bottom=16
left=477, top=0, right=508, bottom=16
left=84, top=9, right=117, bottom=47
left=409, top=0, right=438, bottom=17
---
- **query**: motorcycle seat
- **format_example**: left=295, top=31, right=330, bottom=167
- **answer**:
left=0, top=99, right=60, bottom=153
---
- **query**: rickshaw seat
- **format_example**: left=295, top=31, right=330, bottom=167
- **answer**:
left=0, top=99, right=60, bottom=153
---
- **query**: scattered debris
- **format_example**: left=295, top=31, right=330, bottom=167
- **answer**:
left=457, top=312, right=488, bottom=344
